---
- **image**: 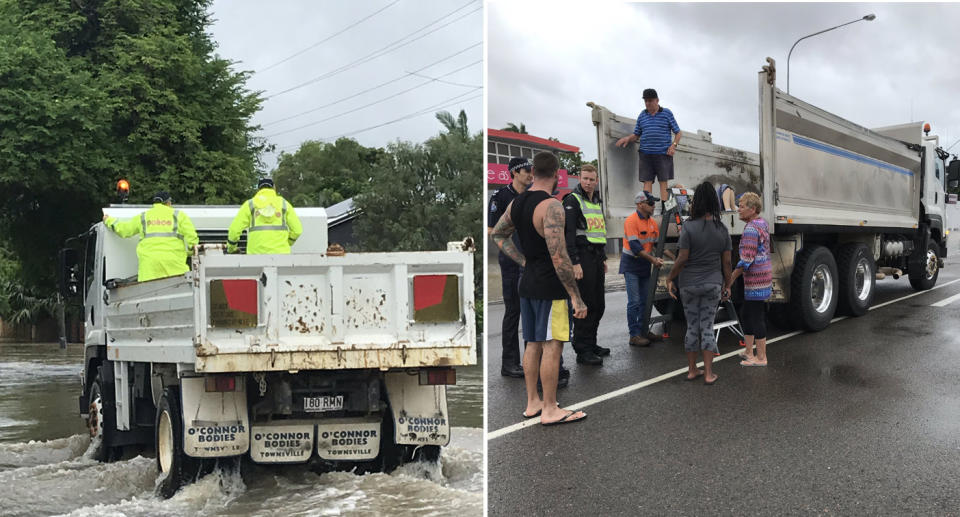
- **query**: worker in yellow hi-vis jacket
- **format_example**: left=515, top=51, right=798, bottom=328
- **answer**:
left=103, top=191, right=199, bottom=282
left=227, top=178, right=303, bottom=254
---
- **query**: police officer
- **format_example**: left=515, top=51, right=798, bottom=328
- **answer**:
left=490, top=157, right=570, bottom=386
left=228, top=177, right=303, bottom=254
left=563, top=165, right=609, bottom=365
left=103, top=191, right=199, bottom=282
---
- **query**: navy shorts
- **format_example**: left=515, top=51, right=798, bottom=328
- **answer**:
left=520, top=298, right=571, bottom=342
left=638, top=152, right=674, bottom=183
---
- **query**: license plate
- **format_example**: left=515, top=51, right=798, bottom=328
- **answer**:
left=304, top=395, right=344, bottom=413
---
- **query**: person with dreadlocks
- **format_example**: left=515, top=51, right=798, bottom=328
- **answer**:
left=666, top=181, right=733, bottom=385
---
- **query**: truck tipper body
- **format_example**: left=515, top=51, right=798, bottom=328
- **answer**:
left=591, top=58, right=956, bottom=330
left=60, top=205, right=476, bottom=497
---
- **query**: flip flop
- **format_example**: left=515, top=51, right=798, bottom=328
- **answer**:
left=522, top=409, right=541, bottom=419
left=541, top=410, right=587, bottom=426
left=740, top=360, right=767, bottom=367
left=704, top=376, right=718, bottom=385
left=685, top=369, right=704, bottom=381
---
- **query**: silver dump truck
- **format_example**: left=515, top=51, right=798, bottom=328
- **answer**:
left=591, top=58, right=958, bottom=331
left=58, top=205, right=476, bottom=497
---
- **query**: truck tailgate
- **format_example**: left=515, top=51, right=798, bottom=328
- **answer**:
left=195, top=251, right=476, bottom=372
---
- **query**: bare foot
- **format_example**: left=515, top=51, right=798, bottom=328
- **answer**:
left=686, top=369, right=704, bottom=381
left=704, top=373, right=718, bottom=385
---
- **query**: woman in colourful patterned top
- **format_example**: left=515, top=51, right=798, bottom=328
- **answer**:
left=725, top=192, right=771, bottom=366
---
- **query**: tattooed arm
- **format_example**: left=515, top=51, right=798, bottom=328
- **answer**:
left=490, top=202, right=525, bottom=267
left=541, top=199, right=587, bottom=318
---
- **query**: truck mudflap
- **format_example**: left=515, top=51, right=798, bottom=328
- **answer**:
left=180, top=376, right=250, bottom=458
left=384, top=371, right=450, bottom=447
left=248, top=417, right=382, bottom=464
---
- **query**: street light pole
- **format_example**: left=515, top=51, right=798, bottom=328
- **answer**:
left=787, top=14, right=876, bottom=94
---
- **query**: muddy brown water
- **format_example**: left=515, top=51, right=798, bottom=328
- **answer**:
left=0, top=342, right=482, bottom=516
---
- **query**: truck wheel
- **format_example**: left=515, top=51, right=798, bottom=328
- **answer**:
left=790, top=246, right=838, bottom=331
left=87, top=373, right=119, bottom=462
left=653, top=298, right=684, bottom=322
left=376, top=408, right=404, bottom=473
left=837, top=243, right=876, bottom=316
left=155, top=388, right=201, bottom=499
left=908, top=241, right=939, bottom=291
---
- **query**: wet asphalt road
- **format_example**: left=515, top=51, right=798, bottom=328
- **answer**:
left=486, top=257, right=960, bottom=516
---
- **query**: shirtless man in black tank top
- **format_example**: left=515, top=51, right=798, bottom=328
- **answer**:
left=491, top=152, right=588, bottom=426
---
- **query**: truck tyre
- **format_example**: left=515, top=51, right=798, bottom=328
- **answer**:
left=155, top=388, right=201, bottom=499
left=791, top=246, right=838, bottom=332
left=908, top=241, right=939, bottom=291
left=87, top=373, right=120, bottom=462
left=837, top=243, right=876, bottom=316
left=653, top=298, right=685, bottom=322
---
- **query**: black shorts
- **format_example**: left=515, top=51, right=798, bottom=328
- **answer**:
left=638, top=152, right=674, bottom=183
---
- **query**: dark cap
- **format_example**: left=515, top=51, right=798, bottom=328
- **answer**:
left=257, top=177, right=275, bottom=189
left=634, top=190, right=659, bottom=205
left=507, top=157, right=532, bottom=172
left=642, top=88, right=658, bottom=100
left=152, top=191, right=172, bottom=203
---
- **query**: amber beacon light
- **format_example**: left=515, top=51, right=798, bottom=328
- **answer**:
left=116, top=179, right=130, bottom=204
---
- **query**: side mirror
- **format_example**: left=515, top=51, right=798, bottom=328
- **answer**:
left=58, top=248, right=81, bottom=298
left=947, top=159, right=960, bottom=189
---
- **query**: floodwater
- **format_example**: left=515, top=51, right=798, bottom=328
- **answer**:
left=0, top=342, right=483, bottom=516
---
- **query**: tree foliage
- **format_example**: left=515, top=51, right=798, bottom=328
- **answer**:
left=272, top=138, right=383, bottom=207
left=0, top=0, right=266, bottom=291
left=353, top=110, right=482, bottom=295
left=501, top=122, right=527, bottom=134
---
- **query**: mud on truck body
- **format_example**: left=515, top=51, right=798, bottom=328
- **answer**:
left=59, top=205, right=476, bottom=497
left=590, top=58, right=959, bottom=331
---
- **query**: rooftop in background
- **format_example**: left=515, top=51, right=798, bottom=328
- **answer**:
left=487, top=129, right=580, bottom=153
left=325, top=198, right=360, bottom=228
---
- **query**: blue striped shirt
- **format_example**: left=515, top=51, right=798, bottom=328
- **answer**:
left=633, top=107, right=680, bottom=155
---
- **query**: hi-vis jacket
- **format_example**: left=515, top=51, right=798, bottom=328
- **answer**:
left=227, top=188, right=303, bottom=254
left=105, top=203, right=199, bottom=282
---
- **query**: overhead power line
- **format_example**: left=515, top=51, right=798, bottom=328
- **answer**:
left=264, top=59, right=481, bottom=138
left=276, top=89, right=481, bottom=151
left=257, top=0, right=400, bottom=74
left=263, top=41, right=481, bottom=127
left=266, top=0, right=480, bottom=99
left=404, top=70, right=479, bottom=88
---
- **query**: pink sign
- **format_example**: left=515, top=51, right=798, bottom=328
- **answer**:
left=487, top=163, right=568, bottom=187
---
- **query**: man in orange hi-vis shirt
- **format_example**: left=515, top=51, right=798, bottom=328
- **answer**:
left=620, top=191, right=670, bottom=346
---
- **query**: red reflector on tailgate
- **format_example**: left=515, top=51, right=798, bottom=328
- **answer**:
left=222, top=279, right=258, bottom=315
left=204, top=375, right=237, bottom=392
left=412, top=274, right=460, bottom=322
left=413, top=275, right=447, bottom=311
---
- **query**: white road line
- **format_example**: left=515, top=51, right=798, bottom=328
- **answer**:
left=486, top=277, right=960, bottom=441
left=930, top=291, right=960, bottom=307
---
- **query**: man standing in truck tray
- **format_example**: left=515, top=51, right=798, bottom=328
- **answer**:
left=615, top=88, right=682, bottom=204
left=103, top=191, right=199, bottom=282
left=563, top=164, right=609, bottom=365
left=621, top=190, right=669, bottom=347
left=489, top=157, right=571, bottom=386
left=491, top=151, right=587, bottom=426
left=228, top=177, right=303, bottom=254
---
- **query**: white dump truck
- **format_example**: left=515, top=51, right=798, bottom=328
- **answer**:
left=590, top=58, right=957, bottom=331
left=58, top=205, right=476, bottom=497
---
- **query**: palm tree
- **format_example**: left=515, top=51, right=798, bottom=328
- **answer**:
left=501, top=122, right=527, bottom=134
left=435, top=110, right=470, bottom=140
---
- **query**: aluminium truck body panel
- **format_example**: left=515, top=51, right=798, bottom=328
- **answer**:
left=761, top=77, right=921, bottom=230
left=590, top=102, right=758, bottom=239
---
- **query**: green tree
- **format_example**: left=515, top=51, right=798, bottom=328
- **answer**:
left=501, top=122, right=527, bottom=134
left=272, top=138, right=382, bottom=207
left=0, top=0, right=266, bottom=290
left=353, top=110, right=482, bottom=302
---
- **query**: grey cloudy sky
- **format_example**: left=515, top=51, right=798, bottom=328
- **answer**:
left=207, top=0, right=483, bottom=170
left=489, top=2, right=960, bottom=162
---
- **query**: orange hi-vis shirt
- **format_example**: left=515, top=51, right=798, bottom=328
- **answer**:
left=620, top=211, right=659, bottom=276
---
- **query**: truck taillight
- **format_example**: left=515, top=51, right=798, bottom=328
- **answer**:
left=419, top=368, right=455, bottom=386
left=205, top=375, right=237, bottom=392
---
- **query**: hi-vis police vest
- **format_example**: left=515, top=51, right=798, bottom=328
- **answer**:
left=227, top=188, right=303, bottom=255
left=571, top=192, right=607, bottom=244
left=105, top=203, right=199, bottom=282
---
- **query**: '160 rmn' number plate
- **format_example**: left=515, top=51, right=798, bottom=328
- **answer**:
left=304, top=395, right=344, bottom=413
